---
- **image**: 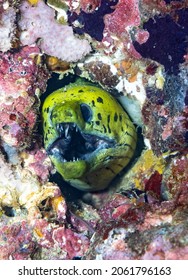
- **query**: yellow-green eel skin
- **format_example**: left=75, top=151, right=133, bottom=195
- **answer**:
left=42, top=82, right=137, bottom=191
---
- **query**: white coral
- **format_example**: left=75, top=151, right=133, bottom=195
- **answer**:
left=18, top=0, right=91, bottom=62
left=0, top=153, right=59, bottom=211
left=0, top=7, right=16, bottom=52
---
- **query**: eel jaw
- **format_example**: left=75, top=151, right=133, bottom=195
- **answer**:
left=47, top=122, right=115, bottom=163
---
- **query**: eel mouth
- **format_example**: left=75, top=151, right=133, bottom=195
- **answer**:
left=47, top=122, right=115, bottom=162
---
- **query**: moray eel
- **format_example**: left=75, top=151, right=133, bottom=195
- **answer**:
left=42, top=81, right=137, bottom=191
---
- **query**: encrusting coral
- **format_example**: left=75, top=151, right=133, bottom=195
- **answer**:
left=0, top=0, right=19, bottom=52
left=18, top=0, right=91, bottom=62
left=0, top=45, right=49, bottom=149
left=0, top=0, right=187, bottom=260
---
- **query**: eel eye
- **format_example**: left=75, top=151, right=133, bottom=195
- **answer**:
left=80, top=103, right=93, bottom=122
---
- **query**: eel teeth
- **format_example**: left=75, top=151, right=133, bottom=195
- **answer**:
left=60, top=126, right=64, bottom=134
left=65, top=126, right=69, bottom=138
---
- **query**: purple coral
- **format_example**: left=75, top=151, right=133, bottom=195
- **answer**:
left=18, top=0, right=91, bottom=62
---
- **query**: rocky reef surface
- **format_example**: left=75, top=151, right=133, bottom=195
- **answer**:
left=0, top=0, right=187, bottom=259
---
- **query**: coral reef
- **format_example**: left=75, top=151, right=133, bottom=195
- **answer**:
left=0, top=206, right=90, bottom=259
left=76, top=54, right=165, bottom=126
left=0, top=0, right=187, bottom=260
left=84, top=206, right=188, bottom=260
left=0, top=0, right=19, bottom=52
left=83, top=153, right=188, bottom=260
left=0, top=217, right=36, bottom=260
left=0, top=45, right=49, bottom=149
left=18, top=0, right=91, bottom=62
left=68, top=0, right=119, bottom=41
left=142, top=65, right=188, bottom=154
left=0, top=149, right=56, bottom=211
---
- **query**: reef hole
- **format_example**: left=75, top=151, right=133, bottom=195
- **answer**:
left=2, top=206, right=16, bottom=217
left=41, top=74, right=144, bottom=198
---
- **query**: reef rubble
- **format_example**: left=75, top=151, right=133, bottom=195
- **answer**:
left=0, top=0, right=187, bottom=259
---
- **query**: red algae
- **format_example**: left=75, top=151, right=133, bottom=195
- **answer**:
left=145, top=171, right=162, bottom=198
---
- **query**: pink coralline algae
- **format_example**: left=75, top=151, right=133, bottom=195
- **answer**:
left=18, top=0, right=91, bottom=62
left=68, top=0, right=149, bottom=57
left=0, top=45, right=49, bottom=149
left=84, top=194, right=188, bottom=260
left=162, top=155, right=188, bottom=205
left=103, top=0, right=150, bottom=57
left=104, top=0, right=140, bottom=34
left=0, top=218, right=36, bottom=260
left=31, top=218, right=90, bottom=260
left=0, top=214, right=90, bottom=260
left=21, top=146, right=53, bottom=183
left=50, top=226, right=90, bottom=259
